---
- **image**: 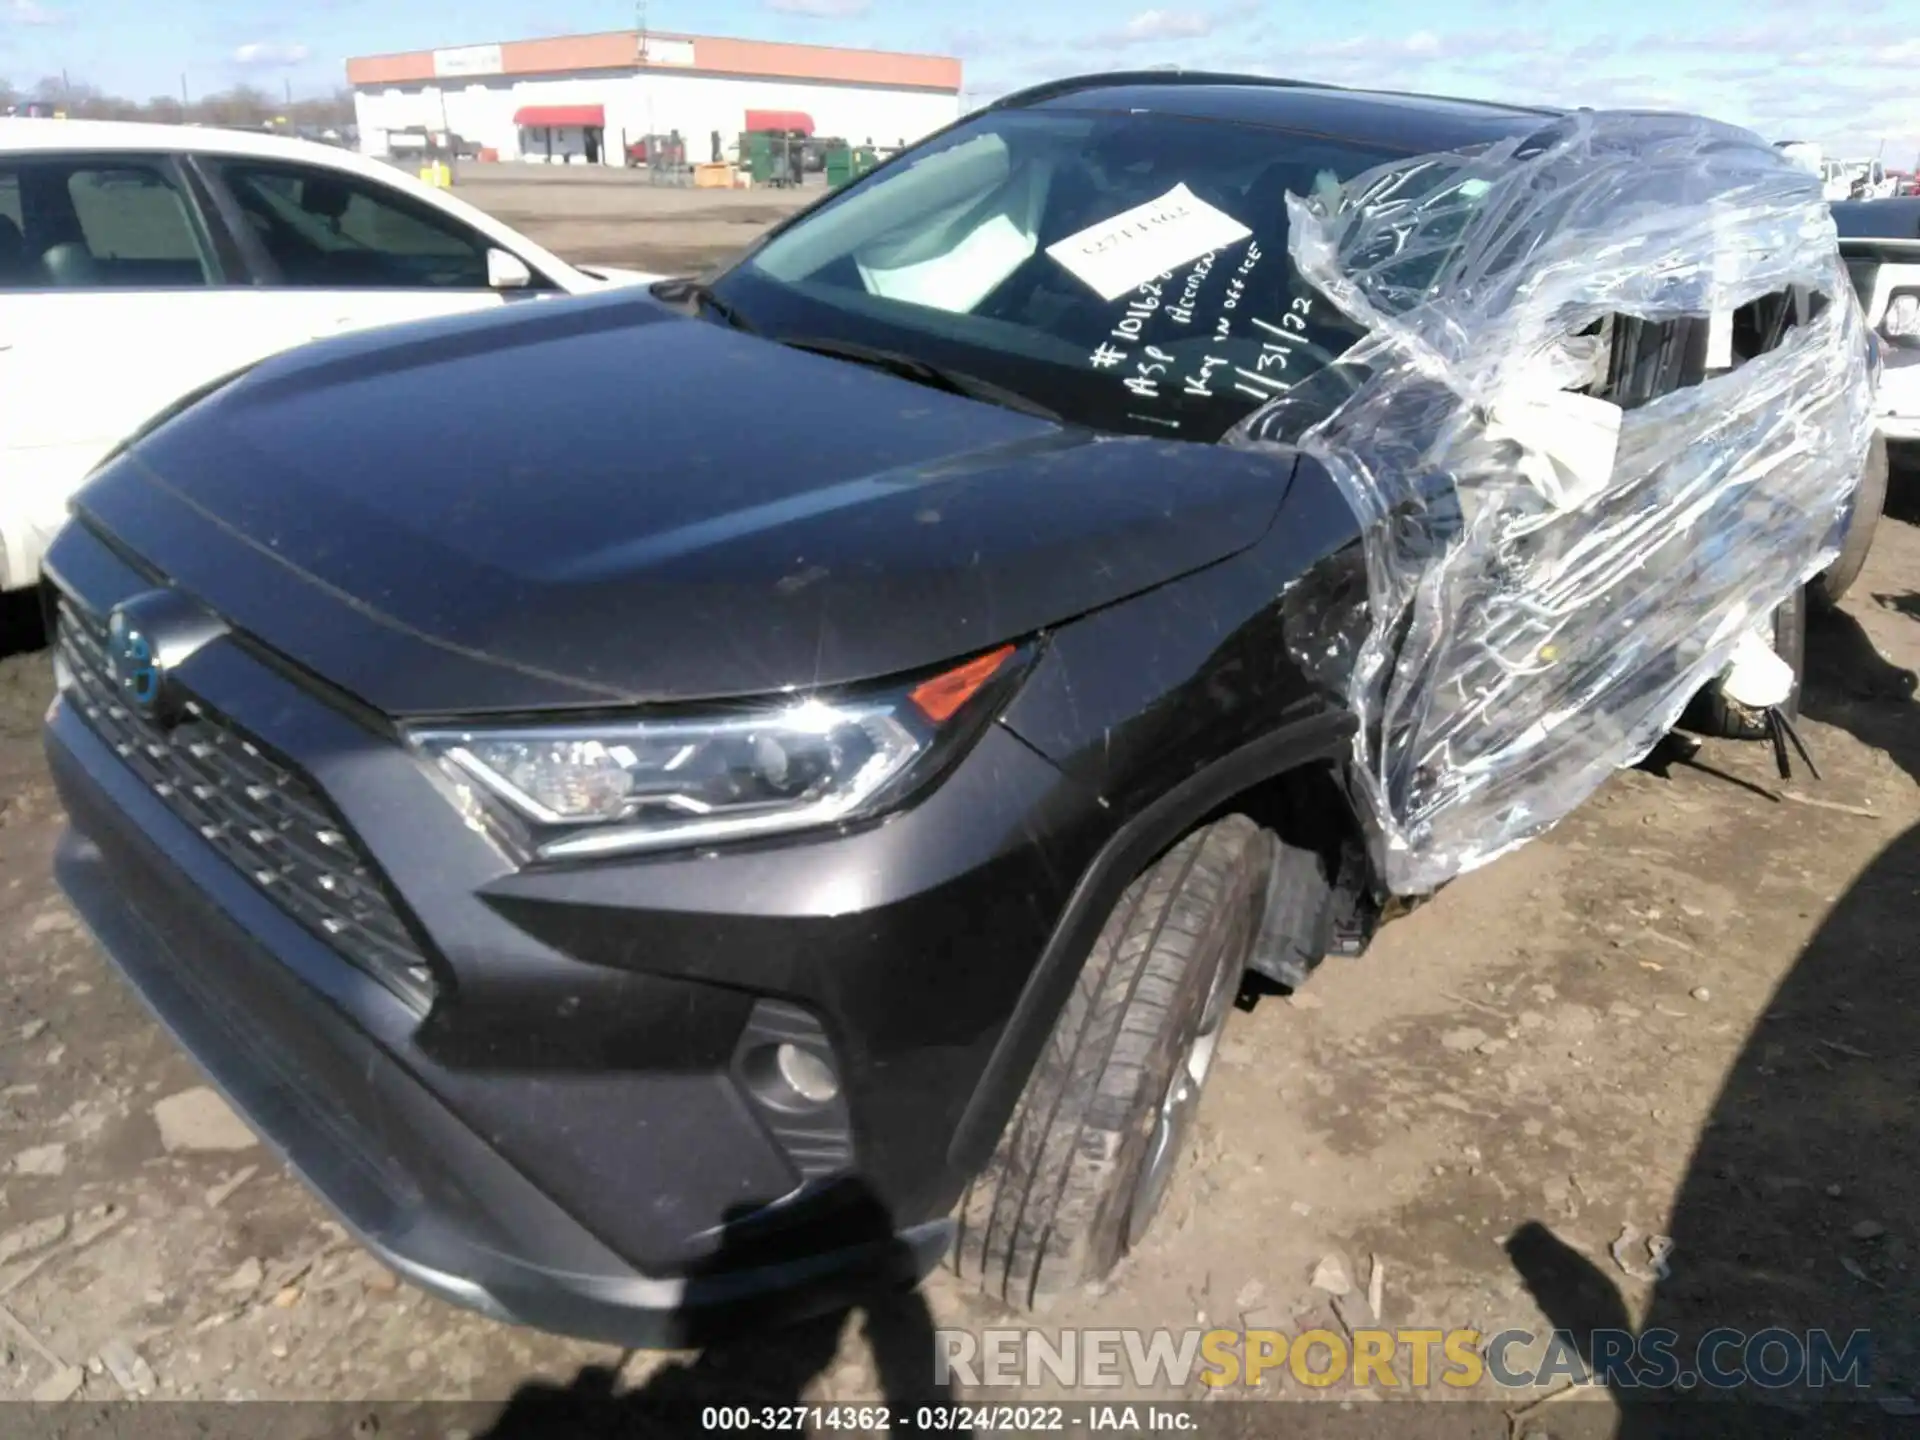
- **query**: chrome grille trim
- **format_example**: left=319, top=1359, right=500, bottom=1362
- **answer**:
left=57, top=599, right=436, bottom=1012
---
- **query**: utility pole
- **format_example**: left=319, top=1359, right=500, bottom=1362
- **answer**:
left=180, top=73, right=189, bottom=108
left=637, top=0, right=654, bottom=152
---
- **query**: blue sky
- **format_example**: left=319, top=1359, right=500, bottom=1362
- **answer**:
left=4, top=0, right=1917, bottom=160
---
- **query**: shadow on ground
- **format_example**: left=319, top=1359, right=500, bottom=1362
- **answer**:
left=1801, top=598, right=1920, bottom=785
left=1506, top=822, right=1920, bottom=1433
left=1885, top=449, right=1920, bottom=527
left=0, top=586, right=46, bottom=661
left=479, top=1184, right=962, bottom=1438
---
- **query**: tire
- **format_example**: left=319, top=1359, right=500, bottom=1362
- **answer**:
left=950, top=815, right=1270, bottom=1309
left=1689, top=585, right=1806, bottom=740
left=1813, top=432, right=1888, bottom=608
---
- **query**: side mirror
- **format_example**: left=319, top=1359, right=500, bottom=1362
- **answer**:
left=487, top=248, right=533, bottom=290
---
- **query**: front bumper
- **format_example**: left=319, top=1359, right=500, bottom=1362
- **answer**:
left=50, top=713, right=966, bottom=1345
left=42, top=524, right=1116, bottom=1344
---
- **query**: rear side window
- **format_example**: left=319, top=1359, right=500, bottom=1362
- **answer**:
left=0, top=159, right=213, bottom=290
left=218, top=161, right=506, bottom=290
left=0, top=173, right=23, bottom=286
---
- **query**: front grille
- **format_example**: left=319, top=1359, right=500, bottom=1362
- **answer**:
left=57, top=601, right=437, bottom=1012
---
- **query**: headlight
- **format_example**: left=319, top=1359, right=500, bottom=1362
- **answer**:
left=1884, top=290, right=1920, bottom=348
left=412, top=644, right=1021, bottom=861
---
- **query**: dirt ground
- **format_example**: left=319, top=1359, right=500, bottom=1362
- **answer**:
left=1, top=173, right=1915, bottom=1425
left=450, top=166, right=818, bottom=275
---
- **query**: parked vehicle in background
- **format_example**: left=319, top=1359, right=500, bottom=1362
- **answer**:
left=1830, top=196, right=1920, bottom=600
left=627, top=133, right=691, bottom=173
left=378, top=128, right=480, bottom=163
left=0, top=119, right=660, bottom=595
left=800, top=137, right=846, bottom=173
left=1843, top=158, right=1898, bottom=199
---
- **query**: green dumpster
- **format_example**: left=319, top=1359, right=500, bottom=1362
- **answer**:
left=744, top=132, right=777, bottom=188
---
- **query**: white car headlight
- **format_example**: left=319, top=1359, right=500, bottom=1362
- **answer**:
left=412, top=644, right=1020, bottom=861
left=1884, top=291, right=1920, bottom=348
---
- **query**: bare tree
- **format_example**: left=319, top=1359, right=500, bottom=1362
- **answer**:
left=2, top=75, right=355, bottom=130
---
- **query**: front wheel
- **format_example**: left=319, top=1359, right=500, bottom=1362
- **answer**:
left=1813, top=432, right=1888, bottom=608
left=949, top=816, right=1270, bottom=1309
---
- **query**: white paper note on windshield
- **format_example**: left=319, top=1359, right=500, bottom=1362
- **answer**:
left=1046, top=184, right=1253, bottom=301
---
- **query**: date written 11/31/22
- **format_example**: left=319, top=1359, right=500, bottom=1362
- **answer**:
left=1086, top=243, right=1320, bottom=407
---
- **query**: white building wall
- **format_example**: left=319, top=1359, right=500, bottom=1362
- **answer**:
left=353, top=90, right=419, bottom=157
left=620, top=73, right=960, bottom=157
left=355, top=71, right=961, bottom=166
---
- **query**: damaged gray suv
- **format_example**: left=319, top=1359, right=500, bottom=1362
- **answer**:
left=43, top=73, right=1874, bottom=1341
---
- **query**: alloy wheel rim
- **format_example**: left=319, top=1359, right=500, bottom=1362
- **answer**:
left=1125, top=949, right=1241, bottom=1249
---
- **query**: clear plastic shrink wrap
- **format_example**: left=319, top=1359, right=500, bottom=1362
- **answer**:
left=1233, top=110, right=1876, bottom=895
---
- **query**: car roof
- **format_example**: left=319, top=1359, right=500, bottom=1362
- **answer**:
left=997, top=72, right=1561, bottom=153
left=0, top=117, right=359, bottom=166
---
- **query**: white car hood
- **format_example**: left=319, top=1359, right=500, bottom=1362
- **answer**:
left=572, top=264, right=668, bottom=289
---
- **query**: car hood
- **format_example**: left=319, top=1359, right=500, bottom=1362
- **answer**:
left=73, top=291, right=1298, bottom=716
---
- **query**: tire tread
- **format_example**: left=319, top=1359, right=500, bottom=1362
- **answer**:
left=950, top=815, right=1265, bottom=1307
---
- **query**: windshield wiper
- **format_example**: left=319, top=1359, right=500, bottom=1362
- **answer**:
left=779, top=336, right=1060, bottom=422
left=651, top=276, right=755, bottom=334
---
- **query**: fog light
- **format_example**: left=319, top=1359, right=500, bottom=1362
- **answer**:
left=776, top=1043, right=840, bottom=1104
left=733, top=1000, right=855, bottom=1178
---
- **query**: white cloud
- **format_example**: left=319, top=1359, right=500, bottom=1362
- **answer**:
left=1108, top=9, right=1214, bottom=45
left=6, top=0, right=64, bottom=24
left=765, top=0, right=872, bottom=17
left=231, top=41, right=312, bottom=67
left=947, top=25, right=1039, bottom=59
left=1281, top=28, right=1552, bottom=63
left=965, top=19, right=1919, bottom=163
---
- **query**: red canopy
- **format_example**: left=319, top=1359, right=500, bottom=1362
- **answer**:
left=514, top=105, right=604, bottom=128
left=745, top=109, right=814, bottom=136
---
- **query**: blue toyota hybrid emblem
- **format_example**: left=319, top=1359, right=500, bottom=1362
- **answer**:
left=97, top=591, right=228, bottom=728
left=107, top=607, right=162, bottom=715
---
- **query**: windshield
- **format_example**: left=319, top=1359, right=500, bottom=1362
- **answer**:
left=709, top=108, right=1430, bottom=440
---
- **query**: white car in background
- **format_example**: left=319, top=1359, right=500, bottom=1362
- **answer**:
left=1814, top=197, right=1920, bottom=606
left=1834, top=199, right=1920, bottom=449
left=1, top=119, right=659, bottom=594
